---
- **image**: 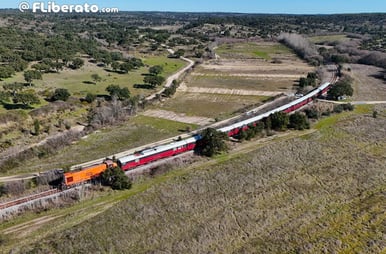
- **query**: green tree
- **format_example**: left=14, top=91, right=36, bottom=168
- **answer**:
left=85, top=93, right=96, bottom=103
left=149, top=65, right=163, bottom=75
left=119, top=62, right=132, bottom=73
left=106, top=85, right=130, bottom=100
left=163, top=80, right=178, bottom=97
left=288, top=112, right=310, bottom=130
left=117, top=87, right=130, bottom=100
left=111, top=61, right=120, bottom=72
left=24, top=70, right=42, bottom=86
left=100, top=167, right=132, bottom=190
left=106, top=84, right=121, bottom=97
left=13, top=90, right=40, bottom=106
left=299, top=77, right=309, bottom=88
left=51, top=88, right=70, bottom=101
left=71, top=58, right=84, bottom=69
left=3, top=83, right=24, bottom=96
left=91, top=73, right=102, bottom=84
left=174, top=49, right=185, bottom=58
left=270, top=112, right=289, bottom=131
left=143, top=75, right=165, bottom=88
left=0, top=66, right=15, bottom=79
left=31, top=63, right=51, bottom=73
left=198, top=128, right=228, bottom=157
left=327, top=79, right=354, bottom=100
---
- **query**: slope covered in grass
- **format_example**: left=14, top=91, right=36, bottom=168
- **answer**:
left=12, top=106, right=386, bottom=253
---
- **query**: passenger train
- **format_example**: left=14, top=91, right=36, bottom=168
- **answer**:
left=63, top=78, right=335, bottom=188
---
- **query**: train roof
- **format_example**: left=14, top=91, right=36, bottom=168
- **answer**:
left=118, top=135, right=200, bottom=164
left=219, top=82, right=330, bottom=133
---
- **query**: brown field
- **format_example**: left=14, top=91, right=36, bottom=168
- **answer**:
left=7, top=105, right=386, bottom=254
left=347, top=64, right=386, bottom=101
left=147, top=42, right=313, bottom=123
left=142, top=109, right=213, bottom=125
left=153, top=92, right=268, bottom=119
left=186, top=42, right=314, bottom=94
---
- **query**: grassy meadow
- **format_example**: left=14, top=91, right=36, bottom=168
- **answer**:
left=216, top=42, right=293, bottom=59
left=1, top=104, right=384, bottom=253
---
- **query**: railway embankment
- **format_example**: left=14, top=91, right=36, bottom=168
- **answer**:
left=0, top=185, right=90, bottom=222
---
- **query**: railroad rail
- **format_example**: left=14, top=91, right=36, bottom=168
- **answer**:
left=0, top=65, right=338, bottom=211
left=0, top=189, right=60, bottom=210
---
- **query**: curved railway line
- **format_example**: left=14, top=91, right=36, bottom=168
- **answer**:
left=0, top=63, right=338, bottom=211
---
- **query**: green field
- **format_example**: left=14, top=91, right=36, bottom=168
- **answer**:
left=186, top=74, right=297, bottom=91
left=0, top=54, right=185, bottom=99
left=3, top=104, right=385, bottom=254
left=216, top=42, right=293, bottom=59
left=155, top=92, right=269, bottom=119
left=3, top=115, right=197, bottom=175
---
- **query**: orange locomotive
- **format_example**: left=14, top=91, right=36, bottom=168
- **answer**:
left=63, top=160, right=117, bottom=187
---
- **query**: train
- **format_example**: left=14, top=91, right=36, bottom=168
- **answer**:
left=63, top=160, right=117, bottom=187
left=62, top=78, right=335, bottom=188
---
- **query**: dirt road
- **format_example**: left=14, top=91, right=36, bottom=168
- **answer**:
left=145, top=49, right=195, bottom=100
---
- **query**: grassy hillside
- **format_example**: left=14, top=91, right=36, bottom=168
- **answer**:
left=8, top=105, right=386, bottom=253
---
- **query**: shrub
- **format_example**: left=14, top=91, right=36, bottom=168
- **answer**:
left=85, top=93, right=96, bottom=103
left=289, top=112, right=310, bottom=130
left=197, top=128, right=228, bottom=157
left=51, top=88, right=70, bottom=101
left=342, top=103, right=354, bottom=111
left=333, top=104, right=344, bottom=113
left=100, top=167, right=132, bottom=190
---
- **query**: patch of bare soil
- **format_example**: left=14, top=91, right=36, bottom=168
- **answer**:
left=348, top=64, right=386, bottom=101
left=142, top=109, right=213, bottom=126
left=179, top=82, right=282, bottom=96
left=3, top=215, right=64, bottom=237
left=200, top=59, right=313, bottom=75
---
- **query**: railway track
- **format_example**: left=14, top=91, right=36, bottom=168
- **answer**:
left=0, top=189, right=60, bottom=210
left=0, top=65, right=338, bottom=211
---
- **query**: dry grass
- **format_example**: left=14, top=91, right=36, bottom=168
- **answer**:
left=187, top=42, right=314, bottom=94
left=347, top=64, right=386, bottom=101
left=9, top=107, right=386, bottom=254
left=153, top=92, right=268, bottom=119
left=4, top=116, right=197, bottom=175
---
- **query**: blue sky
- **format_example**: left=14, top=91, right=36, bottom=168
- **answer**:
left=1, top=0, right=386, bottom=14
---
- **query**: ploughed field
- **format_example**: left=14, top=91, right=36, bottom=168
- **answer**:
left=10, top=105, right=386, bottom=253
left=191, top=42, right=314, bottom=92
left=348, top=64, right=386, bottom=101
left=150, top=42, right=314, bottom=122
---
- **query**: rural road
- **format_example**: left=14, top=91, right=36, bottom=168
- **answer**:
left=0, top=50, right=196, bottom=181
left=145, top=49, right=195, bottom=101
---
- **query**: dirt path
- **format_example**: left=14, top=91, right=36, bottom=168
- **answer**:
left=145, top=49, right=194, bottom=101
left=3, top=215, right=64, bottom=237
left=179, top=82, right=282, bottom=96
left=142, top=109, right=213, bottom=126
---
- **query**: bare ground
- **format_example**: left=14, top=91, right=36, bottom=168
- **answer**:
left=142, top=109, right=213, bottom=126
left=178, top=82, right=282, bottom=96
left=198, top=59, right=313, bottom=75
left=348, top=64, right=386, bottom=101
